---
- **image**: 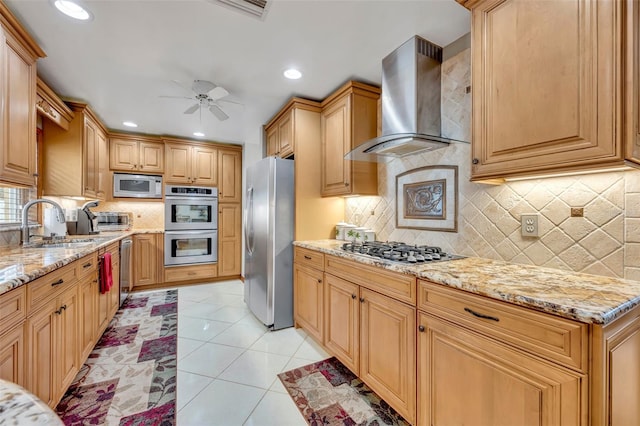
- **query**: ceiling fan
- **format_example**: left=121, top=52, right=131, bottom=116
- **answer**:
left=160, top=79, right=238, bottom=121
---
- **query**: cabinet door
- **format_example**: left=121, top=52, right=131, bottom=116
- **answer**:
left=0, top=324, right=25, bottom=387
left=109, top=258, right=121, bottom=318
left=218, top=203, right=241, bottom=277
left=324, top=274, right=359, bottom=374
left=471, top=0, right=622, bottom=180
left=266, top=125, right=279, bottom=157
left=27, top=298, right=57, bottom=407
left=133, top=234, right=159, bottom=287
left=360, top=288, right=415, bottom=423
left=293, top=263, right=324, bottom=342
left=109, top=138, right=138, bottom=171
left=57, top=287, right=79, bottom=399
left=417, top=312, right=586, bottom=426
left=138, top=141, right=164, bottom=173
left=0, top=31, right=37, bottom=187
left=96, top=128, right=108, bottom=200
left=218, top=149, right=242, bottom=203
left=79, top=275, right=98, bottom=362
left=165, top=143, right=191, bottom=184
left=83, top=118, right=98, bottom=198
left=278, top=110, right=294, bottom=158
left=192, top=145, right=218, bottom=186
left=321, top=95, right=351, bottom=196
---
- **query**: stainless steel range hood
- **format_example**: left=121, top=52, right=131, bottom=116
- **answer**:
left=346, top=35, right=468, bottom=162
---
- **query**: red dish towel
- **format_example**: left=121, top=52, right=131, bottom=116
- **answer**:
left=100, top=253, right=113, bottom=294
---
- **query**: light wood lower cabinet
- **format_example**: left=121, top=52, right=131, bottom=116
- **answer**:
left=0, top=323, right=26, bottom=387
left=27, top=285, right=79, bottom=408
left=77, top=255, right=98, bottom=363
left=293, top=263, right=324, bottom=342
left=133, top=233, right=162, bottom=287
left=323, top=273, right=416, bottom=423
left=417, top=312, right=586, bottom=425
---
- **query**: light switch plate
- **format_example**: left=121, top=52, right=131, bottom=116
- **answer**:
left=521, top=214, right=540, bottom=237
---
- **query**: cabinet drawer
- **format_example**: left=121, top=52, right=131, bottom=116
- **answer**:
left=76, top=253, right=98, bottom=281
left=294, top=247, right=324, bottom=271
left=418, top=280, right=588, bottom=372
left=164, top=264, right=217, bottom=283
left=0, top=286, right=26, bottom=330
left=325, top=255, right=416, bottom=305
left=27, top=263, right=77, bottom=314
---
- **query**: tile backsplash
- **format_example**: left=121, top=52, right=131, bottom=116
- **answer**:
left=345, top=45, right=640, bottom=280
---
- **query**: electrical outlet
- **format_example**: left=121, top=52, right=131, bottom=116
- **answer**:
left=521, top=214, right=539, bottom=237
left=370, top=210, right=375, bottom=216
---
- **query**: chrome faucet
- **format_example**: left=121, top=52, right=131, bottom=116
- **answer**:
left=21, top=199, right=66, bottom=246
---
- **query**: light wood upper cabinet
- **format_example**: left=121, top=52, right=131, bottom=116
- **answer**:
left=218, top=148, right=242, bottom=203
left=462, top=0, right=639, bottom=181
left=109, top=134, right=164, bottom=174
left=164, top=139, right=218, bottom=186
left=43, top=102, right=109, bottom=200
left=0, top=8, right=45, bottom=188
left=218, top=203, right=241, bottom=277
left=321, top=81, right=379, bottom=197
left=265, top=108, right=294, bottom=158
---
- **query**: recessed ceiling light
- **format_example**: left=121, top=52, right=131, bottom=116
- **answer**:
left=122, top=121, right=138, bottom=128
left=53, top=0, right=92, bottom=21
left=283, top=69, right=302, bottom=80
left=193, top=132, right=205, bottom=137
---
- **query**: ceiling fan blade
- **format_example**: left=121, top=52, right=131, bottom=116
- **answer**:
left=209, top=104, right=229, bottom=121
left=217, top=99, right=243, bottom=107
left=193, top=79, right=216, bottom=95
left=209, top=86, right=229, bottom=100
left=171, top=79, right=192, bottom=93
left=184, top=103, right=200, bottom=114
left=159, top=95, right=194, bottom=100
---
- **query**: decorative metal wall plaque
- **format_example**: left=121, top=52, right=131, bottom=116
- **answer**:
left=396, top=165, right=458, bottom=232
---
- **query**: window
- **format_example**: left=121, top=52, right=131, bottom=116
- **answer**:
left=0, top=187, right=37, bottom=225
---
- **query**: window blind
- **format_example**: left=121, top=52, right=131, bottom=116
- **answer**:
left=0, top=187, right=37, bottom=225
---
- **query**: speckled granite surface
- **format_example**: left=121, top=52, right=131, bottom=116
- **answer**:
left=294, top=240, right=640, bottom=325
left=0, top=379, right=63, bottom=425
left=0, top=230, right=163, bottom=297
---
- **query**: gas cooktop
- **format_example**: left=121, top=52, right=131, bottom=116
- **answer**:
left=340, top=241, right=464, bottom=264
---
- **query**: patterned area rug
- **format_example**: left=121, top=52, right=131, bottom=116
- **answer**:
left=56, top=290, right=177, bottom=425
left=278, top=357, right=409, bottom=426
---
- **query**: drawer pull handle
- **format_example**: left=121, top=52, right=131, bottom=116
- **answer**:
left=464, top=307, right=499, bottom=322
left=51, top=278, right=64, bottom=287
left=304, top=255, right=312, bottom=260
left=61, top=304, right=67, bottom=311
left=83, top=262, right=93, bottom=268
left=351, top=294, right=356, bottom=299
left=55, top=308, right=62, bottom=315
left=418, top=325, right=425, bottom=332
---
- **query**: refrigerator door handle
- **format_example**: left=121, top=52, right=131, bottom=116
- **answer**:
left=244, top=186, right=254, bottom=256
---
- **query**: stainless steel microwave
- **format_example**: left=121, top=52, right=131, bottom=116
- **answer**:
left=113, top=173, right=163, bottom=198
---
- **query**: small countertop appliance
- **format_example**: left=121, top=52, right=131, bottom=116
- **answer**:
left=67, top=201, right=100, bottom=235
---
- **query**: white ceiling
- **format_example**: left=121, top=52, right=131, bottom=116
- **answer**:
left=6, top=0, right=470, bottom=146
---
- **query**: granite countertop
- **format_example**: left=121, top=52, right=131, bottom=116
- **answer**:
left=294, top=240, right=640, bottom=326
left=0, top=229, right=163, bottom=297
left=0, top=379, right=63, bottom=425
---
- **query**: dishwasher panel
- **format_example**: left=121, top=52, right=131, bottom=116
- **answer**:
left=120, top=238, right=133, bottom=306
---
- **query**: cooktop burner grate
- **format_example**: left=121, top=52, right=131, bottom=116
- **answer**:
left=340, top=241, right=464, bottom=263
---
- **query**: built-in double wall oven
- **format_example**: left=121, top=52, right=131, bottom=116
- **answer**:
left=164, top=185, right=218, bottom=266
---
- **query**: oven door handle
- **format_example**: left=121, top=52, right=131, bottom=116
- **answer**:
left=244, top=187, right=254, bottom=256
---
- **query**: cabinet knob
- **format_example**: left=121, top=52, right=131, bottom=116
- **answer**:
left=351, top=294, right=356, bottom=299
left=317, top=279, right=322, bottom=284
left=359, top=297, right=365, bottom=303
left=418, top=325, right=425, bottom=332
left=472, top=158, right=479, bottom=165
left=344, top=182, right=349, bottom=186
left=140, top=165, right=144, bottom=169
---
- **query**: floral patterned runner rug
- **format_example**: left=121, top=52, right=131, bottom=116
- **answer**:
left=56, top=289, right=177, bottom=425
left=278, top=357, right=410, bottom=426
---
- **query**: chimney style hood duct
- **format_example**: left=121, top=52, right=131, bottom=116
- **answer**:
left=346, top=35, right=468, bottom=162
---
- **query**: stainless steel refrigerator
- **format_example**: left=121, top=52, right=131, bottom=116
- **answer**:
left=244, top=156, right=294, bottom=330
